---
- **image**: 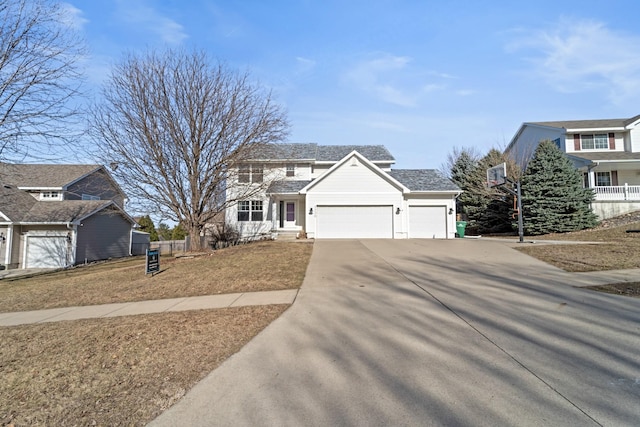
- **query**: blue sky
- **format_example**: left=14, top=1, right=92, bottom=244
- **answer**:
left=67, top=0, right=640, bottom=170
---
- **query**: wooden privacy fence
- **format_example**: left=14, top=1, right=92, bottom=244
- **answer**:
left=149, top=240, right=187, bottom=255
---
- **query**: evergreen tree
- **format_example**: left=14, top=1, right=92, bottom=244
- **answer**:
left=156, top=222, right=172, bottom=240
left=458, top=148, right=517, bottom=233
left=521, top=140, right=598, bottom=235
left=137, top=215, right=159, bottom=241
left=171, top=223, right=188, bottom=240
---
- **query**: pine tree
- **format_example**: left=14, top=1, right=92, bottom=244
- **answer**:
left=137, top=215, right=159, bottom=241
left=521, top=140, right=598, bottom=235
left=458, top=148, right=516, bottom=233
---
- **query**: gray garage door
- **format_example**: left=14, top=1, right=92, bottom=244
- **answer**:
left=26, top=236, right=69, bottom=268
left=316, top=205, right=393, bottom=238
left=409, top=206, right=447, bottom=238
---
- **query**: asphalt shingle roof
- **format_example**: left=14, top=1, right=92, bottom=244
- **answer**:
left=244, top=143, right=318, bottom=161
left=316, top=145, right=395, bottom=162
left=267, top=180, right=312, bottom=194
left=0, top=163, right=101, bottom=188
left=21, top=200, right=112, bottom=223
left=0, top=184, right=38, bottom=221
left=530, top=114, right=640, bottom=130
left=389, top=169, right=460, bottom=192
left=567, top=152, right=640, bottom=161
left=242, top=143, right=395, bottom=162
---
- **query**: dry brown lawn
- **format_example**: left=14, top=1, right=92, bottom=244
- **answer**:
left=0, top=241, right=313, bottom=426
left=0, top=241, right=313, bottom=312
left=515, top=221, right=640, bottom=272
left=1, top=306, right=287, bottom=426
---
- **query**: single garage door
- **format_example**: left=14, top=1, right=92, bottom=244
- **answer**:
left=316, top=205, right=393, bottom=238
left=26, top=236, right=69, bottom=268
left=409, top=206, right=447, bottom=238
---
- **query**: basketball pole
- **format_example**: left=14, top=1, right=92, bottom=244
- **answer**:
left=503, top=178, right=524, bottom=243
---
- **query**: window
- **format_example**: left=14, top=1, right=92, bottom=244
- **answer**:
left=238, top=201, right=250, bottom=221
left=238, top=164, right=263, bottom=183
left=286, top=164, right=295, bottom=177
left=252, top=165, right=263, bottom=183
left=596, top=172, right=611, bottom=186
left=40, top=191, right=60, bottom=200
left=238, top=165, right=250, bottom=183
left=251, top=200, right=263, bottom=221
left=82, top=194, right=100, bottom=201
left=238, top=200, right=263, bottom=221
left=581, top=134, right=608, bottom=150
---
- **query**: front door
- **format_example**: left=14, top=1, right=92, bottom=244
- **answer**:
left=284, top=202, right=296, bottom=228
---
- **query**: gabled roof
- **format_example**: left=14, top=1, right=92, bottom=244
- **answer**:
left=0, top=163, right=102, bottom=189
left=0, top=181, right=135, bottom=224
left=0, top=184, right=38, bottom=221
left=300, top=151, right=408, bottom=194
left=240, top=143, right=395, bottom=163
left=388, top=170, right=460, bottom=192
left=528, top=114, right=640, bottom=130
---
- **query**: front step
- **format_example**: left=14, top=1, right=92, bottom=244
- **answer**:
left=275, top=231, right=303, bottom=241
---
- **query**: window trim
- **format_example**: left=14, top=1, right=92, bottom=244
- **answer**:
left=238, top=164, right=263, bottom=183
left=580, top=134, right=609, bottom=150
left=286, top=164, right=295, bottom=177
left=238, top=200, right=264, bottom=222
left=595, top=171, right=611, bottom=187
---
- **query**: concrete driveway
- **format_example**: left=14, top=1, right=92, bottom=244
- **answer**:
left=151, top=239, right=640, bottom=426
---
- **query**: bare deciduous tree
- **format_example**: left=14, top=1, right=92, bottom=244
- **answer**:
left=91, top=49, right=289, bottom=250
left=0, top=0, right=86, bottom=161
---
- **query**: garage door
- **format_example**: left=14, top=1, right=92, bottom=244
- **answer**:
left=26, top=236, right=69, bottom=268
left=409, top=206, right=447, bottom=238
left=316, top=205, right=393, bottom=238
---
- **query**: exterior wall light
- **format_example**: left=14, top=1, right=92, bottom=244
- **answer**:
left=395, top=207, right=401, bottom=215
left=449, top=208, right=454, bottom=215
left=309, top=208, right=313, bottom=215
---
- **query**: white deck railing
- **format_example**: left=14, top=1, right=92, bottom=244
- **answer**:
left=593, top=184, right=640, bottom=201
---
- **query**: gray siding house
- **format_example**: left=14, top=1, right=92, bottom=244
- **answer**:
left=0, top=163, right=135, bottom=269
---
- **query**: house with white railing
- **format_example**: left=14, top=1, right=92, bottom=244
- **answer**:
left=506, top=115, right=640, bottom=219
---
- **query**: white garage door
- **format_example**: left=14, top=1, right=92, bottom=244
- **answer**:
left=409, top=206, right=447, bottom=238
left=316, top=205, right=393, bottom=238
left=26, top=236, right=69, bottom=268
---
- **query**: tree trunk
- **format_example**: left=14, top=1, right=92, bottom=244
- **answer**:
left=188, top=225, right=203, bottom=251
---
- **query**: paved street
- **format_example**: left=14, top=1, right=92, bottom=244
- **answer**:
left=151, top=239, right=640, bottom=426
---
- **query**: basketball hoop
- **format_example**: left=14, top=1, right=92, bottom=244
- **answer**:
left=487, top=163, right=507, bottom=188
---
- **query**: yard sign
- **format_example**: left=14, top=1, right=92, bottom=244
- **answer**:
left=145, top=248, right=160, bottom=275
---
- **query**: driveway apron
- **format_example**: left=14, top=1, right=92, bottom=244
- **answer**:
left=151, top=239, right=640, bottom=427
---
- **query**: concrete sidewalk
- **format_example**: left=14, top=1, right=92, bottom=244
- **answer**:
left=0, top=289, right=298, bottom=327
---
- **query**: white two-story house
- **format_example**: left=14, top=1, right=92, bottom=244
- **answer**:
left=506, top=115, right=640, bottom=219
left=225, top=144, right=461, bottom=239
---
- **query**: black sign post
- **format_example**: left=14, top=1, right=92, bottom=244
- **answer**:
left=145, top=248, right=160, bottom=275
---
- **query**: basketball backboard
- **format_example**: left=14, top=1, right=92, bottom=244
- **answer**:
left=487, top=162, right=507, bottom=188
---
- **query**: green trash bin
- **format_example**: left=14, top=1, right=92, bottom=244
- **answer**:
left=456, top=221, right=467, bottom=238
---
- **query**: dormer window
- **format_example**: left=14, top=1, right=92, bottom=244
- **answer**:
left=40, top=191, right=61, bottom=200
left=286, top=164, right=295, bottom=177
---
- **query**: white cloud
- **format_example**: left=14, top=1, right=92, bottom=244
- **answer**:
left=343, top=53, right=418, bottom=107
left=59, top=3, right=88, bottom=30
left=117, top=1, right=188, bottom=45
left=508, top=19, right=640, bottom=103
left=295, top=56, right=317, bottom=74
